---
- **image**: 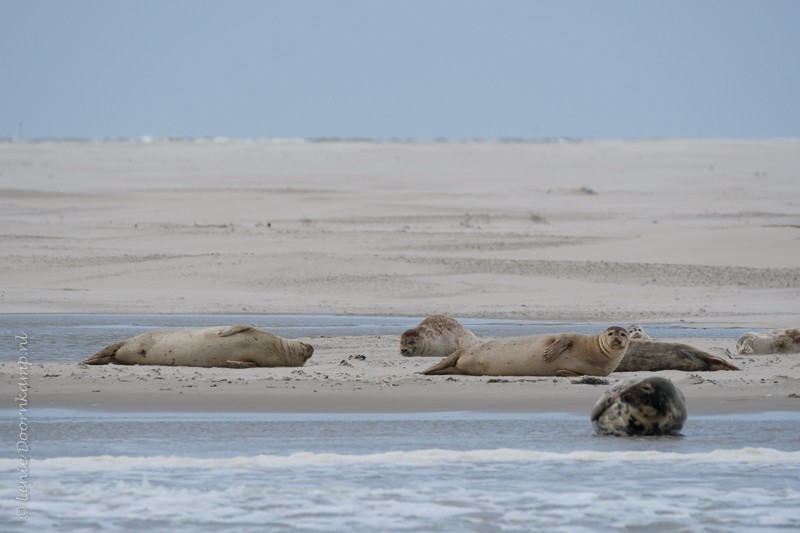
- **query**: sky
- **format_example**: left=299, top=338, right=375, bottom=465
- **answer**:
left=1, top=0, right=798, bottom=141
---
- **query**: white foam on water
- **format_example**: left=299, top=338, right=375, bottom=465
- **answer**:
left=2, top=475, right=798, bottom=532
left=2, top=447, right=798, bottom=472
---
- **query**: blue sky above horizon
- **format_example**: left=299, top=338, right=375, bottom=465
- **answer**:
left=1, top=0, right=798, bottom=141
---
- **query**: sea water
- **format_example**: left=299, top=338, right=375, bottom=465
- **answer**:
left=1, top=410, right=799, bottom=532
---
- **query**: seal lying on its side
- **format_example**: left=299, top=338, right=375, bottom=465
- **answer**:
left=736, top=329, right=800, bottom=355
left=82, top=325, right=314, bottom=368
left=626, top=324, right=652, bottom=340
left=591, top=377, right=687, bottom=437
left=616, top=339, right=739, bottom=372
left=420, top=326, right=629, bottom=377
left=400, top=314, right=481, bottom=357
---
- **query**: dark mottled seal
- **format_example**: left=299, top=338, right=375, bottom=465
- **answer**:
left=736, top=329, right=800, bottom=355
left=82, top=324, right=314, bottom=368
left=591, top=377, right=687, bottom=437
left=421, top=326, right=629, bottom=377
left=399, top=314, right=481, bottom=357
left=616, top=339, right=739, bottom=372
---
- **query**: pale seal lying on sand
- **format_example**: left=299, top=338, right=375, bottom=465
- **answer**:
left=627, top=324, right=652, bottom=340
left=616, top=339, right=740, bottom=372
left=736, top=329, right=800, bottom=355
left=421, top=326, right=629, bottom=377
left=400, top=314, right=481, bottom=357
left=82, top=325, right=314, bottom=368
left=591, top=377, right=687, bottom=437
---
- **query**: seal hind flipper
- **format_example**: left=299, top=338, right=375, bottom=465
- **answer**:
left=225, top=360, right=257, bottom=369
left=420, top=351, right=465, bottom=375
left=81, top=342, right=124, bottom=365
left=217, top=324, right=255, bottom=337
left=704, top=355, right=740, bottom=371
left=543, top=337, right=572, bottom=363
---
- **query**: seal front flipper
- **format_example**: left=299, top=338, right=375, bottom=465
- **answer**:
left=81, top=342, right=124, bottom=365
left=555, top=369, right=582, bottom=377
left=543, top=337, right=572, bottom=362
left=226, top=360, right=257, bottom=369
left=217, top=325, right=255, bottom=337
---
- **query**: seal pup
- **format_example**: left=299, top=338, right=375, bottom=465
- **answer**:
left=420, top=326, right=629, bottom=377
left=591, top=377, right=687, bottom=437
left=616, top=339, right=739, bottom=372
left=82, top=325, right=314, bottom=368
left=627, top=324, right=652, bottom=340
left=736, top=329, right=800, bottom=355
left=400, top=314, right=481, bottom=357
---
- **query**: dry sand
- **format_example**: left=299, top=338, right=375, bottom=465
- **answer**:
left=1, top=140, right=799, bottom=414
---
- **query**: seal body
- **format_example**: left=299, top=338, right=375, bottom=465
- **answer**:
left=82, top=325, right=314, bottom=368
left=591, top=377, right=687, bottom=437
left=421, top=326, right=629, bottom=377
left=736, top=329, right=800, bottom=355
left=616, top=339, right=739, bottom=372
left=400, top=315, right=480, bottom=357
left=627, top=324, right=652, bottom=340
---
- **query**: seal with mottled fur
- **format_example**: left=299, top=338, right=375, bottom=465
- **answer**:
left=400, top=315, right=481, bottom=357
left=420, top=326, right=629, bottom=377
left=82, top=325, right=314, bottom=368
left=736, top=329, right=800, bottom=355
left=627, top=324, right=652, bottom=340
left=591, top=377, right=687, bottom=437
left=616, top=339, right=739, bottom=372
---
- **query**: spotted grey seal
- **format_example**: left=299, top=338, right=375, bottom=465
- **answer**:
left=400, top=314, right=480, bottom=357
left=591, top=376, right=687, bottom=437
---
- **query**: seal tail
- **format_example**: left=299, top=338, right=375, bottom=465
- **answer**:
left=419, top=351, right=464, bottom=375
left=81, top=342, right=124, bottom=365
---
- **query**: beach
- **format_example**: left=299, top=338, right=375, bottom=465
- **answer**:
left=2, top=140, right=800, bottom=531
left=1, top=139, right=799, bottom=413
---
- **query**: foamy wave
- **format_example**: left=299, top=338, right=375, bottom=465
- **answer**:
left=2, top=447, right=798, bottom=471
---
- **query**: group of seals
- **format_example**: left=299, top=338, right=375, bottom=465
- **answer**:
left=736, top=328, right=800, bottom=355
left=83, top=315, right=791, bottom=438
left=406, top=316, right=739, bottom=373
left=83, top=325, right=314, bottom=368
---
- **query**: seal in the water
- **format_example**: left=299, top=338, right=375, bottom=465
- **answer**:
left=627, top=324, right=652, bottom=340
left=420, top=326, right=629, bottom=377
left=82, top=325, right=314, bottom=368
left=616, top=339, right=740, bottom=372
left=591, top=376, right=687, bottom=437
left=736, top=329, right=800, bottom=355
left=400, top=314, right=481, bottom=357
